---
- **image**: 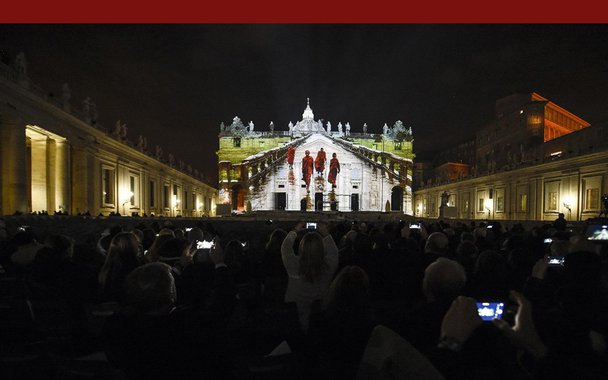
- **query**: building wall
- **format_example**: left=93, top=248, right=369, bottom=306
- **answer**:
left=0, top=59, right=216, bottom=217
left=414, top=150, right=608, bottom=221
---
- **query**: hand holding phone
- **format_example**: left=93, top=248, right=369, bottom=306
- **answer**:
left=306, top=222, right=317, bottom=230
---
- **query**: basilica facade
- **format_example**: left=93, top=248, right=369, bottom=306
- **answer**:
left=0, top=53, right=216, bottom=217
left=217, top=100, right=415, bottom=214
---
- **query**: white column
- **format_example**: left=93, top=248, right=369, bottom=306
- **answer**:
left=30, top=136, right=48, bottom=212
left=55, top=139, right=69, bottom=213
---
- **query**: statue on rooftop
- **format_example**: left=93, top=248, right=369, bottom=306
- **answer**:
left=269, top=121, right=274, bottom=133
left=90, top=101, right=98, bottom=125
left=326, top=121, right=331, bottom=134
left=363, top=123, right=367, bottom=134
left=288, top=121, right=294, bottom=134
left=338, top=122, right=343, bottom=135
left=14, top=52, right=27, bottom=76
left=248, top=121, right=255, bottom=133
left=155, top=145, right=163, bottom=160
left=82, top=97, right=91, bottom=116
left=61, top=83, right=71, bottom=112
left=345, top=122, right=351, bottom=136
left=383, top=123, right=389, bottom=136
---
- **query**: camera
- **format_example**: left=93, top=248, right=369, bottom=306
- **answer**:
left=476, top=301, right=504, bottom=321
left=196, top=240, right=213, bottom=250
left=306, top=222, right=317, bottom=230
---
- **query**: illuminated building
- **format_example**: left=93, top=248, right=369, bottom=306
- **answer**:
left=217, top=100, right=415, bottom=213
left=414, top=92, right=608, bottom=221
left=0, top=52, right=216, bottom=217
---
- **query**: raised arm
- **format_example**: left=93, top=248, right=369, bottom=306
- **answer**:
left=281, top=224, right=304, bottom=277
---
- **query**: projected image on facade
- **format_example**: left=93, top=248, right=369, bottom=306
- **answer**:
left=217, top=100, right=415, bottom=213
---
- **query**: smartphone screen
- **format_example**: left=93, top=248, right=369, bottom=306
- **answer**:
left=197, top=240, right=213, bottom=249
left=476, top=302, right=504, bottom=321
left=547, top=256, right=565, bottom=267
left=587, top=225, right=608, bottom=241
left=543, top=238, right=553, bottom=244
left=185, top=227, right=193, bottom=232
left=306, top=222, right=317, bottom=230
left=410, top=223, right=421, bottom=229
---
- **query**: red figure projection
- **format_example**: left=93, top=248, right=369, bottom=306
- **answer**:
left=328, top=153, right=340, bottom=187
left=301, top=150, right=314, bottom=186
left=314, top=147, right=326, bottom=176
left=287, top=145, right=295, bottom=169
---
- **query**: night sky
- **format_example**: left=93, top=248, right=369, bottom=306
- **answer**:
left=1, top=24, right=608, bottom=184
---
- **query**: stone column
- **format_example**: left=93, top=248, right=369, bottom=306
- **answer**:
left=30, top=136, right=48, bottom=212
left=55, top=139, right=70, bottom=214
left=46, top=137, right=57, bottom=213
left=0, top=110, right=27, bottom=215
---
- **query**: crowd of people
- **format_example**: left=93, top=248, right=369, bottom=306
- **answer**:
left=1, top=215, right=607, bottom=379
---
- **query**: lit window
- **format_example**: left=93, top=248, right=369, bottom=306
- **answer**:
left=102, top=167, right=115, bottom=206
left=233, top=138, right=241, bottom=148
left=585, top=188, right=600, bottom=210
left=478, top=198, right=485, bottom=212
left=163, top=185, right=170, bottom=208
left=520, top=194, right=527, bottom=212
left=149, top=180, right=156, bottom=208
left=547, top=192, right=559, bottom=212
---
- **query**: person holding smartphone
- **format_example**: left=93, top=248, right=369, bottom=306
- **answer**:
left=281, top=221, right=339, bottom=331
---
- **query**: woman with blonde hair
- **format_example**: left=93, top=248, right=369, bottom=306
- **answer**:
left=281, top=222, right=338, bottom=331
left=98, top=232, right=142, bottom=302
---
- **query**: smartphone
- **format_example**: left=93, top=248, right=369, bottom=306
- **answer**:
left=476, top=301, right=504, bottom=321
left=18, top=225, right=29, bottom=231
left=487, top=225, right=493, bottom=229
left=241, top=241, right=247, bottom=247
left=197, top=240, right=213, bottom=249
left=547, top=256, right=565, bottom=267
left=185, top=227, right=193, bottom=232
left=410, top=223, right=421, bottom=229
left=587, top=225, right=608, bottom=241
left=543, top=238, right=553, bottom=244
left=306, top=222, right=317, bottom=230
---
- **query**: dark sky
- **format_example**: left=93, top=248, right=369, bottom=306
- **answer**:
left=1, top=24, right=608, bottom=183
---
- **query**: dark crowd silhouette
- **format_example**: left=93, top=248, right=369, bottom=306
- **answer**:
left=1, top=215, right=607, bottom=379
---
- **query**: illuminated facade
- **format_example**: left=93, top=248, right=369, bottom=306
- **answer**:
left=0, top=53, right=216, bottom=217
left=414, top=93, right=607, bottom=221
left=217, top=100, right=415, bottom=213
